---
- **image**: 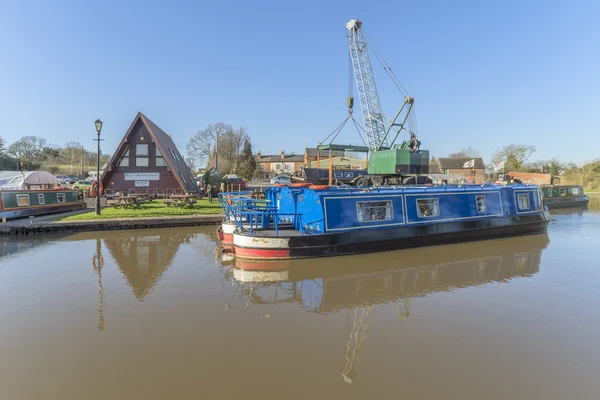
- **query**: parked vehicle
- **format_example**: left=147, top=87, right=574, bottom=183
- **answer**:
left=270, top=175, right=291, bottom=185
left=223, top=176, right=247, bottom=190
left=56, top=175, right=76, bottom=185
left=72, top=180, right=94, bottom=191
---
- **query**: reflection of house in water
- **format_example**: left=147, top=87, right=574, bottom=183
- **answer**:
left=226, top=235, right=549, bottom=383
left=103, top=232, right=194, bottom=300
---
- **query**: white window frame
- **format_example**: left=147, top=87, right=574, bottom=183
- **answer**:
left=559, top=188, right=567, bottom=197
left=356, top=200, right=393, bottom=223
left=17, top=194, right=30, bottom=206
left=416, top=198, right=440, bottom=218
left=476, top=195, right=486, bottom=213
left=38, top=194, right=45, bottom=205
left=57, top=193, right=66, bottom=203
left=546, top=189, right=553, bottom=198
left=136, top=157, right=149, bottom=167
left=517, top=193, right=530, bottom=210
left=572, top=188, right=579, bottom=195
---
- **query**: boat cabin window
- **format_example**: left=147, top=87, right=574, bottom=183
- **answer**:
left=416, top=198, right=440, bottom=218
left=356, top=200, right=393, bottom=222
left=546, top=189, right=553, bottom=197
left=476, top=196, right=486, bottom=213
left=17, top=194, right=30, bottom=207
left=572, top=188, right=580, bottom=195
left=559, top=188, right=567, bottom=196
left=38, top=194, right=45, bottom=205
left=57, top=193, right=66, bottom=203
left=517, top=193, right=530, bottom=210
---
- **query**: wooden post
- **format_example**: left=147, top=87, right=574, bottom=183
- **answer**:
left=317, top=149, right=321, bottom=168
left=328, top=149, right=333, bottom=186
left=365, top=151, right=369, bottom=169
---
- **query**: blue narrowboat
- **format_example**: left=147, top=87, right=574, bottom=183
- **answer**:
left=219, top=184, right=550, bottom=261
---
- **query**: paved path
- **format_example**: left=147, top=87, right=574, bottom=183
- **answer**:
left=1, top=213, right=224, bottom=235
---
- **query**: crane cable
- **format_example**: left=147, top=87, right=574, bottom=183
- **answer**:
left=362, top=29, right=410, bottom=97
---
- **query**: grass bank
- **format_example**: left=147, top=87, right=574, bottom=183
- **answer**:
left=57, top=199, right=223, bottom=221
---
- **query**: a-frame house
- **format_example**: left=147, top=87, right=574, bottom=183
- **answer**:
left=100, top=112, right=199, bottom=195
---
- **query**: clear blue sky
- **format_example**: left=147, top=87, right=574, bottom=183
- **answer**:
left=1, top=0, right=598, bottom=165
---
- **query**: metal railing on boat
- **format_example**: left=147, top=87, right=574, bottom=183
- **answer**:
left=218, top=192, right=304, bottom=236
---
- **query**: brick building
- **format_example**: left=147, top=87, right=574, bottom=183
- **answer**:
left=255, top=150, right=304, bottom=179
left=304, top=147, right=345, bottom=167
left=100, top=112, right=199, bottom=195
left=506, top=172, right=553, bottom=185
left=436, top=158, right=486, bottom=183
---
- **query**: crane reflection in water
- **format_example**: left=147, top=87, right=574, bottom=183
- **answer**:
left=221, top=234, right=549, bottom=384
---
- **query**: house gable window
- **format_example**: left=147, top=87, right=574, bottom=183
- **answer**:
left=118, top=148, right=129, bottom=167
left=156, top=148, right=167, bottom=167
left=416, top=198, right=440, bottom=218
left=135, top=144, right=149, bottom=167
left=136, top=144, right=149, bottom=156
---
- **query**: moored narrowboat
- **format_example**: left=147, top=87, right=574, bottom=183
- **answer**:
left=541, top=185, right=589, bottom=209
left=219, top=184, right=550, bottom=261
left=0, top=171, right=84, bottom=220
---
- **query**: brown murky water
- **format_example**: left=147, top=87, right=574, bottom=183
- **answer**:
left=1, top=196, right=600, bottom=399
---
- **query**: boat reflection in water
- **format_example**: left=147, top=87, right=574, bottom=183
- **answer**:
left=225, top=234, right=549, bottom=383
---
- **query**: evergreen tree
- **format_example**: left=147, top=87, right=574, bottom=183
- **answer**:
left=237, top=140, right=257, bottom=180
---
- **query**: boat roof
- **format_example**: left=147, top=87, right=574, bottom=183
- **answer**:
left=0, top=171, right=60, bottom=190
left=287, top=184, right=540, bottom=196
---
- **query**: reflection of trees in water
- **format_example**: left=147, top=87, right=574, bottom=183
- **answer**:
left=589, top=194, right=600, bottom=211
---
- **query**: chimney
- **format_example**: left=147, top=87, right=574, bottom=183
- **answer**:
left=280, top=149, right=285, bottom=160
left=256, top=151, right=261, bottom=160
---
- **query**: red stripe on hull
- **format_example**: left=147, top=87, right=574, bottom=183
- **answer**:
left=234, top=247, right=291, bottom=260
left=221, top=233, right=233, bottom=245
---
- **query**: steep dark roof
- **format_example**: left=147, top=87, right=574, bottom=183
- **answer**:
left=429, top=164, right=442, bottom=174
left=101, top=112, right=199, bottom=193
left=438, top=157, right=485, bottom=169
left=305, top=147, right=345, bottom=157
left=256, top=154, right=304, bottom=162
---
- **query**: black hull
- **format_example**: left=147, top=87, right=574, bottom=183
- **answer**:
left=0, top=204, right=85, bottom=220
left=544, top=196, right=589, bottom=209
left=234, top=213, right=550, bottom=260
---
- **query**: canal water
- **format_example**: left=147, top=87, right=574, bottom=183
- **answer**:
left=1, top=196, right=599, bottom=399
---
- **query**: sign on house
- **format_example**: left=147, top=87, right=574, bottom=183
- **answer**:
left=134, top=181, right=150, bottom=187
left=124, top=173, right=160, bottom=181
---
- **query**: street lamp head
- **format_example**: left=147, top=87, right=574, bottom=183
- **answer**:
left=95, top=119, right=103, bottom=134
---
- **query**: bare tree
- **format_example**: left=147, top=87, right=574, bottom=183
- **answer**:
left=7, top=136, right=48, bottom=170
left=187, top=123, right=250, bottom=174
left=447, top=146, right=481, bottom=159
left=490, top=144, right=536, bottom=172
left=61, top=141, right=83, bottom=175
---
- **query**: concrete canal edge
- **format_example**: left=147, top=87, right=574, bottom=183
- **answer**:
left=0, top=215, right=224, bottom=236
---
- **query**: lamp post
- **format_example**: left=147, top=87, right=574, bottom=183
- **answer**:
left=94, top=119, right=103, bottom=215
